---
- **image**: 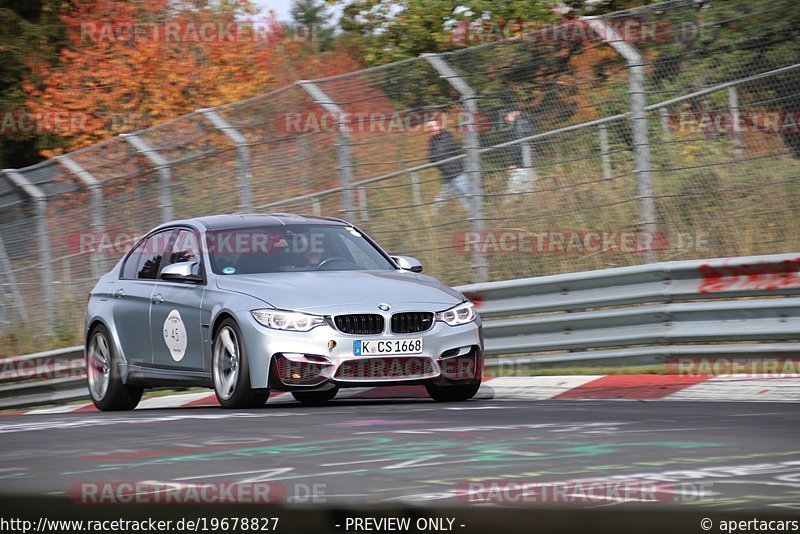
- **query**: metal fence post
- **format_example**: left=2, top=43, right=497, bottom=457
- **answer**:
left=422, top=53, right=488, bottom=283
left=297, top=81, right=355, bottom=221
left=598, top=123, right=613, bottom=181
left=728, top=86, right=743, bottom=158
left=584, top=17, right=656, bottom=263
left=57, top=155, right=107, bottom=277
left=0, top=234, right=27, bottom=322
left=298, top=134, right=312, bottom=191
left=3, top=169, right=54, bottom=329
left=659, top=107, right=671, bottom=140
left=197, top=108, right=253, bottom=211
left=122, top=133, right=174, bottom=222
left=357, top=187, right=368, bottom=222
left=410, top=171, right=422, bottom=206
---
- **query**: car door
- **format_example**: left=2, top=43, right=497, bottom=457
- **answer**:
left=150, top=228, right=207, bottom=372
left=112, top=229, right=175, bottom=367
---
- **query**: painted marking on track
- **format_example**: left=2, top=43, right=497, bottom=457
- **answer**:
left=600, top=426, right=730, bottom=435
left=374, top=486, right=428, bottom=492
left=730, top=412, right=790, bottom=417
left=445, top=405, right=506, bottom=410
left=175, top=467, right=372, bottom=483
left=382, top=454, right=480, bottom=470
left=482, top=449, right=546, bottom=457
left=353, top=421, right=630, bottom=436
left=242, top=469, right=370, bottom=483
left=0, top=412, right=305, bottom=434
left=175, top=468, right=294, bottom=481
left=328, top=419, right=440, bottom=428
left=320, top=458, right=395, bottom=467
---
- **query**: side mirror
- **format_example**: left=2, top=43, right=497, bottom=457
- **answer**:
left=391, top=255, right=423, bottom=273
left=161, top=261, right=202, bottom=283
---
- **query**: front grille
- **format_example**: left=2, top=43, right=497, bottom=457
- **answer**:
left=334, top=314, right=385, bottom=335
left=391, top=312, right=434, bottom=334
left=335, top=357, right=434, bottom=380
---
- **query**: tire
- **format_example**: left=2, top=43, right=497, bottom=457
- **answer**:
left=213, top=319, right=270, bottom=409
left=425, top=381, right=481, bottom=402
left=86, top=325, right=143, bottom=411
left=291, top=387, right=339, bottom=405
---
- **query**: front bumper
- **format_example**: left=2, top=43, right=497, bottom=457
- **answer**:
left=238, top=311, right=483, bottom=390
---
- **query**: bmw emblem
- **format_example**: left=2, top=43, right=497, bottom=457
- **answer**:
left=378, top=303, right=390, bottom=311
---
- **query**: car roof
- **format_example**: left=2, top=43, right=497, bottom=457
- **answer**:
left=164, top=213, right=350, bottom=231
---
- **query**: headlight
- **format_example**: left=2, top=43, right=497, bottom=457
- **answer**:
left=436, top=302, right=476, bottom=326
left=251, top=309, right=326, bottom=331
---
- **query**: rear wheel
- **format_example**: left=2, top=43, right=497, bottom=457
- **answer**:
left=87, top=325, right=143, bottom=411
left=213, top=319, right=270, bottom=409
left=425, top=381, right=481, bottom=402
left=291, top=387, right=339, bottom=405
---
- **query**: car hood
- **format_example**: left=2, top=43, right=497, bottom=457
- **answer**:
left=215, top=270, right=464, bottom=312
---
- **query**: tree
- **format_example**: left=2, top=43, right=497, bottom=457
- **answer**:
left=628, top=0, right=800, bottom=157
left=337, top=0, right=560, bottom=64
left=22, top=0, right=363, bottom=157
left=290, top=0, right=334, bottom=51
left=0, top=0, right=67, bottom=168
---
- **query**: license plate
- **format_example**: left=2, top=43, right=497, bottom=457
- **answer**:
left=353, top=339, right=423, bottom=356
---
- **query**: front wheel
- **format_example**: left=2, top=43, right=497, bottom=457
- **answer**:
left=425, top=381, right=481, bottom=402
left=291, top=387, right=339, bottom=405
left=86, top=325, right=143, bottom=411
left=213, top=319, right=270, bottom=409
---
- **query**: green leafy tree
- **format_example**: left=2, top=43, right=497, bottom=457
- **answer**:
left=336, top=0, right=557, bottom=64
left=0, top=0, right=67, bottom=169
left=291, top=0, right=335, bottom=51
left=638, top=0, right=800, bottom=157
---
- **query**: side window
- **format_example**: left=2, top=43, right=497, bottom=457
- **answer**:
left=121, top=240, right=144, bottom=279
left=165, top=229, right=201, bottom=267
left=136, top=230, right=174, bottom=280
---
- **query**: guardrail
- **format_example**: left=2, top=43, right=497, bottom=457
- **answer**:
left=465, top=252, right=800, bottom=369
left=0, top=346, right=86, bottom=409
left=2, top=252, right=798, bottom=409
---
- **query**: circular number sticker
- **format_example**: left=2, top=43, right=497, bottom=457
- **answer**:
left=163, top=309, right=187, bottom=362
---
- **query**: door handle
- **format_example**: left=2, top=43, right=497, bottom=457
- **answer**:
left=113, top=288, right=125, bottom=299
left=152, top=293, right=164, bottom=304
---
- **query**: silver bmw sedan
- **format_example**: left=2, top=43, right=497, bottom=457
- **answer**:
left=85, top=214, right=483, bottom=410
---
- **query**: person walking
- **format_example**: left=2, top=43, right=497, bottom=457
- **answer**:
left=502, top=104, right=535, bottom=196
left=426, top=117, right=471, bottom=215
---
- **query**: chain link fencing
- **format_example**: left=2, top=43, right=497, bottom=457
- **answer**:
left=1, top=0, right=799, bottom=353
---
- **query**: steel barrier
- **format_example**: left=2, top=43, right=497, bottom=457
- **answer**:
left=1, top=253, right=798, bottom=409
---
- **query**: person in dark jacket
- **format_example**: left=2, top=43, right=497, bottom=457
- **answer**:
left=426, top=117, right=471, bottom=214
left=503, top=105, right=535, bottom=195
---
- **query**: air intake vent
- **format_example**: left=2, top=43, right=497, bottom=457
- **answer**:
left=391, top=312, right=434, bottom=334
left=334, top=314, right=385, bottom=335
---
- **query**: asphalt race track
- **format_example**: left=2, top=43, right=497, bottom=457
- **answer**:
left=0, top=398, right=798, bottom=513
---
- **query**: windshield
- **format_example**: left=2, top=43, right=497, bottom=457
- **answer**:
left=206, top=224, right=395, bottom=275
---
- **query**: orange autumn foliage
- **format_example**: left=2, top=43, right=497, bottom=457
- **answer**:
left=24, top=0, right=363, bottom=157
